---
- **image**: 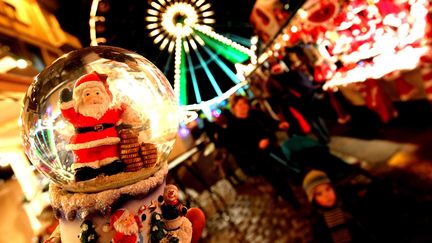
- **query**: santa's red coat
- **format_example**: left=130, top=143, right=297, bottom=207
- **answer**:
left=112, top=232, right=138, bottom=243
left=61, top=103, right=124, bottom=167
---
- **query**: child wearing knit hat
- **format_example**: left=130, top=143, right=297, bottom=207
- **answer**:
left=303, top=170, right=336, bottom=207
left=303, top=170, right=352, bottom=243
left=303, top=170, right=377, bottom=243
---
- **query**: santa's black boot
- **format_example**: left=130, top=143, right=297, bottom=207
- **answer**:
left=100, top=160, right=125, bottom=176
left=75, top=167, right=99, bottom=182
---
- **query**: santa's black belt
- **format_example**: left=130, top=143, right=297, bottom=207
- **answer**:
left=75, top=123, right=115, bottom=133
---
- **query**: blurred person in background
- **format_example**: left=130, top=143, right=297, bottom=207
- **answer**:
left=219, top=94, right=301, bottom=206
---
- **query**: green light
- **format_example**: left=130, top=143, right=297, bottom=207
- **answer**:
left=202, top=45, right=240, bottom=84
left=195, top=31, right=249, bottom=63
left=194, top=47, right=223, bottom=96
left=187, top=53, right=202, bottom=103
left=180, top=44, right=188, bottom=106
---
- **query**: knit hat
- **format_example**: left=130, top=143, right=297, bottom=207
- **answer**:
left=73, top=71, right=112, bottom=100
left=303, top=170, right=331, bottom=202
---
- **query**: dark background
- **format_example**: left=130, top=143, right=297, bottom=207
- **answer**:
left=54, top=0, right=257, bottom=49
left=52, top=0, right=257, bottom=104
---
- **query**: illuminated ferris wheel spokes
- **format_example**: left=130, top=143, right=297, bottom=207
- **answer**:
left=145, top=0, right=253, bottom=109
left=146, top=0, right=214, bottom=49
left=90, top=0, right=254, bottom=110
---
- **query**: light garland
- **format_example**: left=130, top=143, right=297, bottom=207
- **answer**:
left=174, top=36, right=182, bottom=100
left=323, top=46, right=428, bottom=90
left=146, top=1, right=214, bottom=43
left=194, top=25, right=254, bottom=56
left=89, top=0, right=102, bottom=46
left=181, top=81, right=248, bottom=111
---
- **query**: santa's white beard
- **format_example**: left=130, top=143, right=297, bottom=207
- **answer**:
left=77, top=100, right=110, bottom=120
left=114, top=220, right=139, bottom=235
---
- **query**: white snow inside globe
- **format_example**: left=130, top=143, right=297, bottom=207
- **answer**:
left=20, top=46, right=179, bottom=192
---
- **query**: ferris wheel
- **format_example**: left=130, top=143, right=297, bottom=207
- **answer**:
left=89, top=0, right=256, bottom=115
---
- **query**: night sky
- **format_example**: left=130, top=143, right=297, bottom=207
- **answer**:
left=53, top=0, right=257, bottom=104
left=54, top=0, right=256, bottom=55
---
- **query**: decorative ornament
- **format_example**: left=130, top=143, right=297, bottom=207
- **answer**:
left=137, top=205, right=147, bottom=215
left=149, top=200, right=159, bottom=212
left=160, top=185, right=188, bottom=231
left=140, top=142, right=158, bottom=168
left=109, top=209, right=143, bottom=243
left=375, top=0, right=403, bottom=18
left=118, top=126, right=145, bottom=172
left=78, top=220, right=99, bottom=243
left=20, top=46, right=179, bottom=192
left=80, top=210, right=89, bottom=220
left=185, top=208, right=206, bottom=243
left=150, top=212, right=166, bottom=243
left=44, top=226, right=61, bottom=243
left=305, top=0, right=340, bottom=27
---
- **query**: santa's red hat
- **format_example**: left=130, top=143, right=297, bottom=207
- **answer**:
left=110, top=209, right=127, bottom=228
left=109, top=208, right=142, bottom=234
left=73, top=71, right=112, bottom=101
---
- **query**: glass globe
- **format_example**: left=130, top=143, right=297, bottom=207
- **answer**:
left=20, top=46, right=179, bottom=191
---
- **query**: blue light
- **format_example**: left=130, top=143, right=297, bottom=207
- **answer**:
left=187, top=53, right=202, bottom=103
left=193, top=47, right=223, bottom=95
left=202, top=45, right=241, bottom=84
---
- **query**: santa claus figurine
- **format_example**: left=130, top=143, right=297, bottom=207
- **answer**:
left=60, top=71, right=125, bottom=181
left=109, top=209, right=143, bottom=243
